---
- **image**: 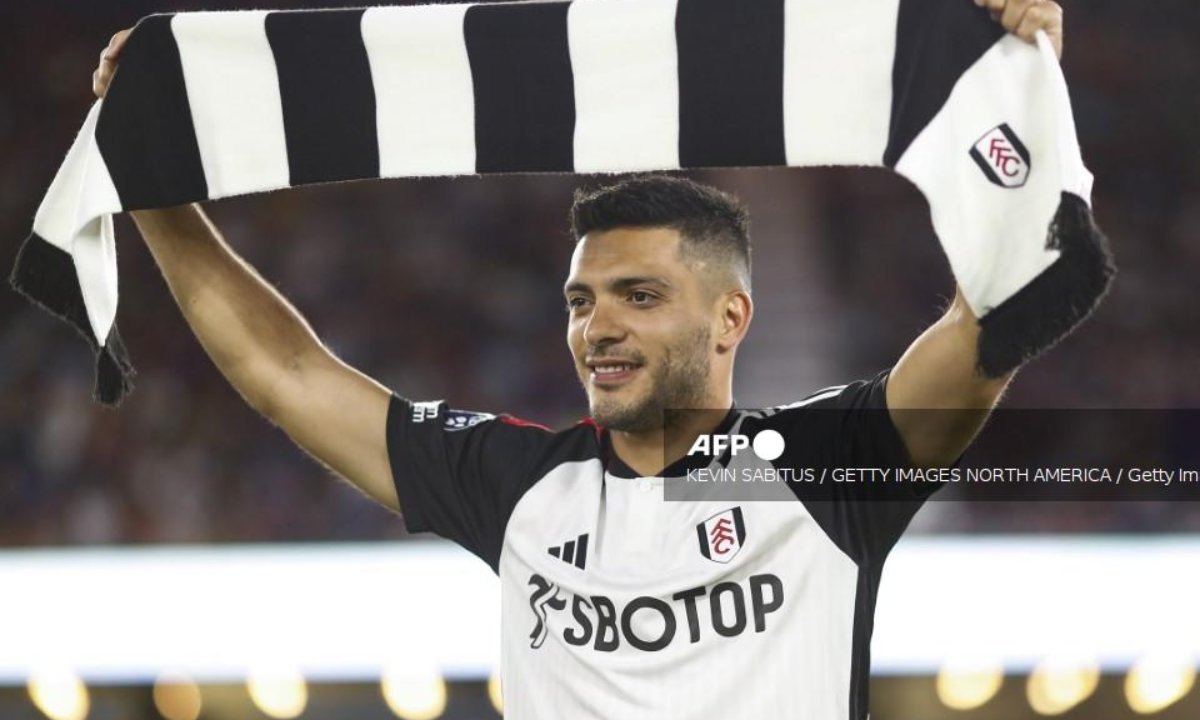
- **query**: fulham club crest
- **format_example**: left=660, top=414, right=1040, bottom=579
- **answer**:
left=697, top=507, right=746, bottom=564
left=970, top=123, right=1031, bottom=189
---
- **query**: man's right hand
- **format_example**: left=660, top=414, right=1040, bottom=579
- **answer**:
left=93, top=29, right=132, bottom=99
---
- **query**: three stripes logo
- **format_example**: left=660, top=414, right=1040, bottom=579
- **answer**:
left=548, top=533, right=589, bottom=571
left=970, top=123, right=1031, bottom=189
left=697, top=507, right=746, bottom=564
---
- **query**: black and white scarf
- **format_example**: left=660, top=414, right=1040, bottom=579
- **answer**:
left=11, top=0, right=1114, bottom=405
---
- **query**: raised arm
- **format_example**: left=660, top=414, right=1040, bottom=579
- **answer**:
left=96, top=30, right=399, bottom=510
left=885, top=287, right=1012, bottom=468
left=884, top=0, right=1066, bottom=467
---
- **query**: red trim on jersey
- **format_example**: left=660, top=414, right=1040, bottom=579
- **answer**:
left=499, top=414, right=553, bottom=433
left=578, top=417, right=604, bottom=442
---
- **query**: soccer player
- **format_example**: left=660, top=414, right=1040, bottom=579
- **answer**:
left=93, top=2, right=1065, bottom=718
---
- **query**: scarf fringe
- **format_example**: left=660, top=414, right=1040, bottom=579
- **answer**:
left=977, top=192, right=1116, bottom=378
left=9, top=235, right=135, bottom=406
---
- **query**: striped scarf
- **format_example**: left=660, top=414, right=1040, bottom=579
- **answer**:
left=11, top=0, right=1114, bottom=405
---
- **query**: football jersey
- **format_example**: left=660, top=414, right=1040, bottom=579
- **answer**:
left=387, top=371, right=937, bottom=720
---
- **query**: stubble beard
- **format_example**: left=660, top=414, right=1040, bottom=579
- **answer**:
left=587, top=325, right=712, bottom=434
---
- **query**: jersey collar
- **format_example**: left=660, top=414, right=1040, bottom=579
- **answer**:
left=599, top=407, right=739, bottom=480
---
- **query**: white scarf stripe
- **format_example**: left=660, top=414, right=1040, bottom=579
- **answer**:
left=363, top=5, right=477, bottom=179
left=30, top=104, right=115, bottom=253
left=29, top=103, right=121, bottom=348
left=782, top=0, right=899, bottom=166
left=172, top=12, right=290, bottom=200
left=568, top=0, right=680, bottom=173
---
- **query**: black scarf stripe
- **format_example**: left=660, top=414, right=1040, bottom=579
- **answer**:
left=464, top=2, right=576, bottom=174
left=883, top=0, right=1006, bottom=168
left=95, top=14, right=208, bottom=210
left=676, top=0, right=787, bottom=168
left=265, top=9, right=380, bottom=186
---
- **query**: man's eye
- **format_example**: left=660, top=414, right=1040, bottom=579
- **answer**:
left=629, top=291, right=655, bottom=304
left=567, top=297, right=590, bottom=311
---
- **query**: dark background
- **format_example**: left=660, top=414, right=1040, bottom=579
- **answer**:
left=1, top=0, right=1197, bottom=546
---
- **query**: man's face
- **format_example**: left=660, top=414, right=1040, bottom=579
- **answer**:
left=564, top=227, right=717, bottom=433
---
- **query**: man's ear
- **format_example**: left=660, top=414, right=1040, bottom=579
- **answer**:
left=715, top=290, right=753, bottom=354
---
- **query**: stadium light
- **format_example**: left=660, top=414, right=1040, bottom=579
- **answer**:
left=487, top=671, right=503, bottom=714
left=1026, top=656, right=1099, bottom=715
left=1, top=539, right=1199, bottom=682
left=27, top=667, right=89, bottom=720
left=246, top=667, right=308, bottom=719
left=1124, top=653, right=1196, bottom=714
left=152, top=672, right=202, bottom=720
left=935, top=658, right=1004, bottom=710
left=381, top=667, right=447, bottom=720
left=0, top=543, right=500, bottom=684
left=875, top=537, right=1200, bottom=674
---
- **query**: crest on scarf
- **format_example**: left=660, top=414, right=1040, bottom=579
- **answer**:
left=697, top=507, right=746, bottom=564
left=970, top=123, right=1031, bottom=189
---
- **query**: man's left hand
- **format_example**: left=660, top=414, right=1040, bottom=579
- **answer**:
left=975, top=0, right=1064, bottom=60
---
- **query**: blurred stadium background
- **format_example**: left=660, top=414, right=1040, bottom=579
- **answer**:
left=1, top=0, right=1197, bottom=718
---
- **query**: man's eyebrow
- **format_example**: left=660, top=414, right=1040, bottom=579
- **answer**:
left=564, top=281, right=591, bottom=296
left=610, top=276, right=672, bottom=292
left=565, top=277, right=673, bottom=296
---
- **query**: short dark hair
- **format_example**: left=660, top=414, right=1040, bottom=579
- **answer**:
left=570, top=175, right=752, bottom=291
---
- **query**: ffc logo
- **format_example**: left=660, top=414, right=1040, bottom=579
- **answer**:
left=697, top=507, right=746, bottom=564
left=970, top=123, right=1031, bottom=189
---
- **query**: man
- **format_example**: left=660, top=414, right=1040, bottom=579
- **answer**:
left=94, top=1, right=1065, bottom=717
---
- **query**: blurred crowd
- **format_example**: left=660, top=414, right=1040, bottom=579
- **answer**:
left=1, top=0, right=1197, bottom=547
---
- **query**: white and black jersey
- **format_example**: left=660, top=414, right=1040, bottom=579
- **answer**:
left=387, top=371, right=938, bottom=720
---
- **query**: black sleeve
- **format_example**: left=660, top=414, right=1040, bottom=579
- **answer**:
left=767, top=370, right=941, bottom=563
left=386, top=396, right=553, bottom=573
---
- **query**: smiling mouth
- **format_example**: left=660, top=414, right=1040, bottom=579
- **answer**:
left=588, top=362, right=643, bottom=387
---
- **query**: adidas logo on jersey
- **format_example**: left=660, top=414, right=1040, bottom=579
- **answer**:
left=548, top=534, right=589, bottom=570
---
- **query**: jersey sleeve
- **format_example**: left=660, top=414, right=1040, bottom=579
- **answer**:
left=768, top=370, right=941, bottom=563
left=386, top=396, right=552, bottom=572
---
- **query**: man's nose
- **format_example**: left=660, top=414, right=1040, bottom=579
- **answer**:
left=583, top=299, right=626, bottom=348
